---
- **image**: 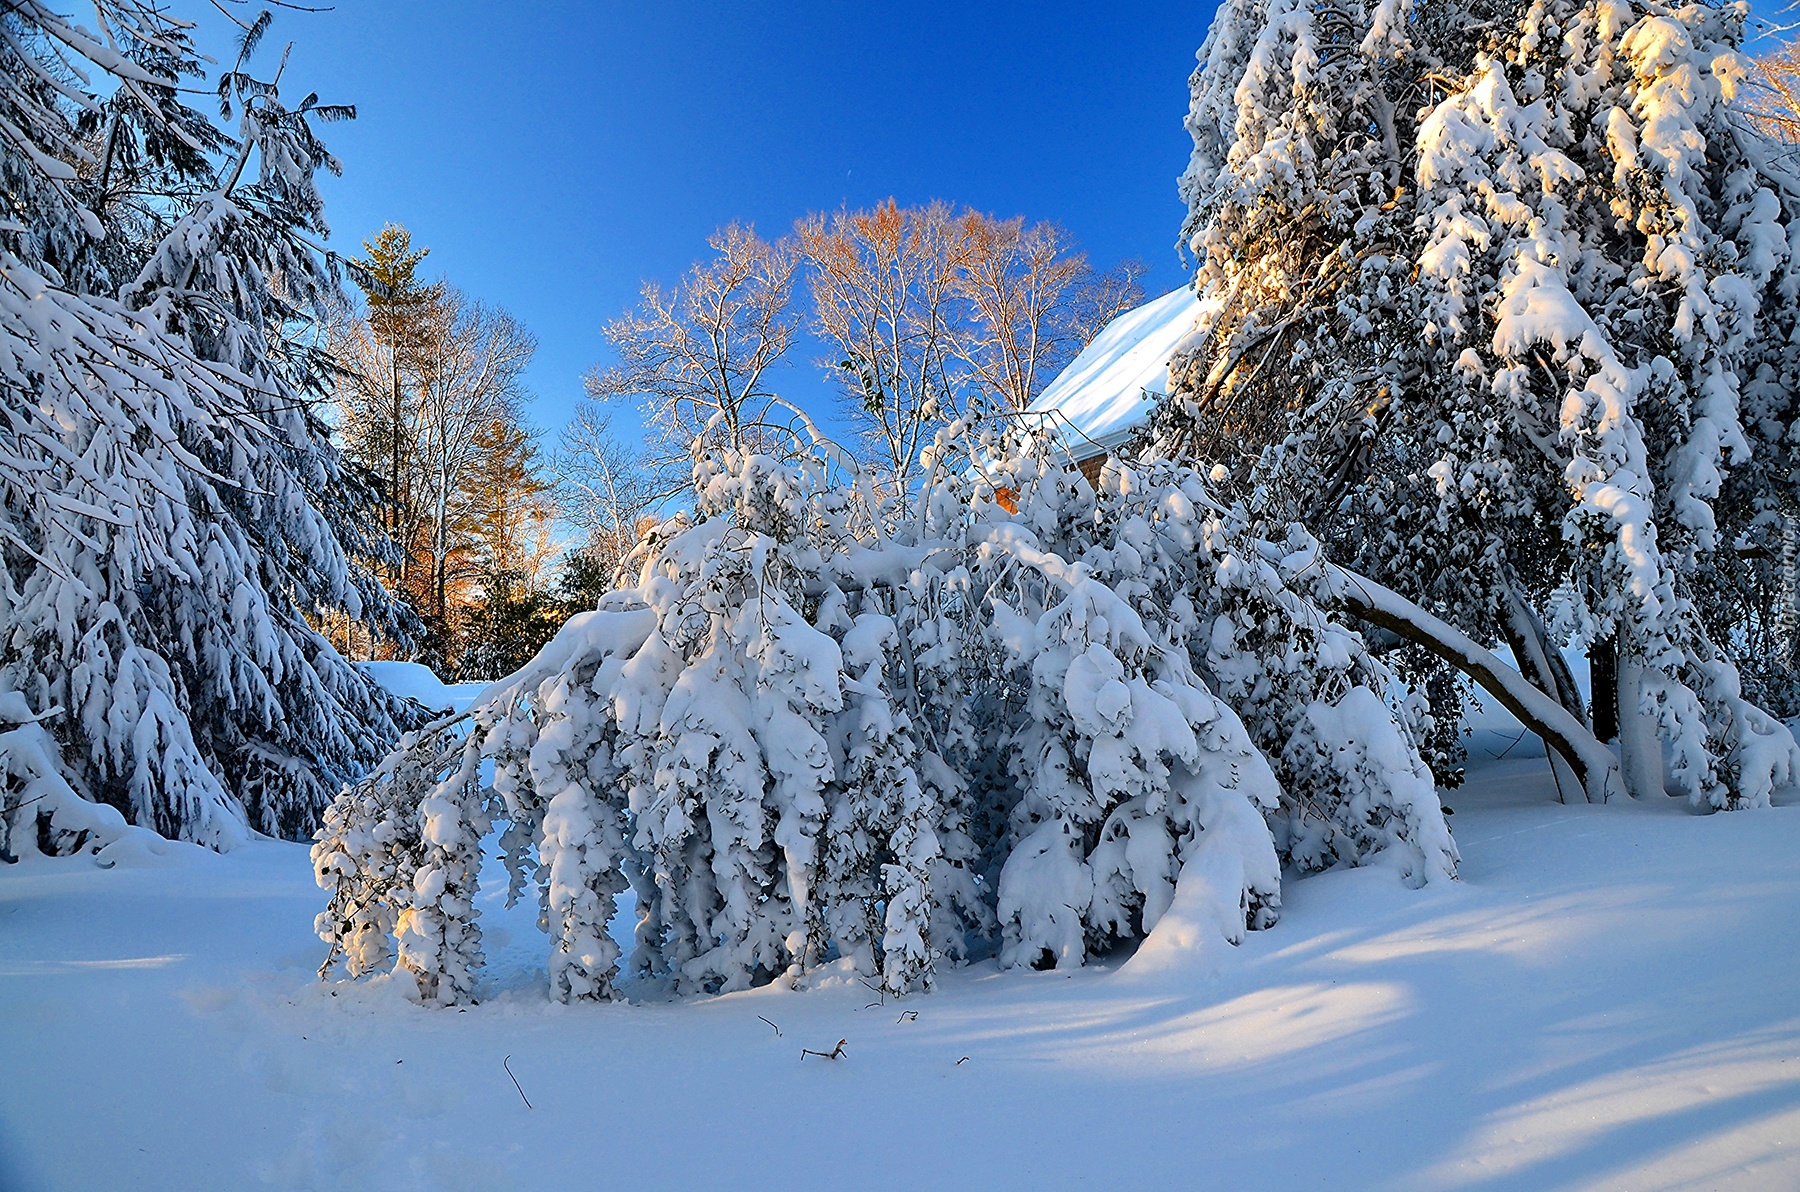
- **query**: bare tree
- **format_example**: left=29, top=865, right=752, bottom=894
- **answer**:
left=949, top=213, right=1147, bottom=412
left=1748, top=37, right=1800, bottom=143
left=410, top=292, right=537, bottom=643
left=553, top=404, right=681, bottom=587
left=796, top=199, right=972, bottom=501
left=587, top=223, right=801, bottom=462
left=1067, top=258, right=1151, bottom=348
left=587, top=205, right=1146, bottom=519
left=330, top=300, right=430, bottom=596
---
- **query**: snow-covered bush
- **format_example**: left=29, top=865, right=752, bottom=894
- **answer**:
left=968, top=441, right=1456, bottom=946
left=316, top=423, right=1455, bottom=1004
left=1, top=3, right=420, bottom=849
left=313, top=717, right=477, bottom=996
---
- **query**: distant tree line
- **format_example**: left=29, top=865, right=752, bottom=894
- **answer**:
left=323, top=224, right=561, bottom=678
left=327, top=206, right=1144, bottom=680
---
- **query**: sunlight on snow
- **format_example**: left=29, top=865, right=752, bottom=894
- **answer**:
left=1406, top=1021, right=1800, bottom=1191
left=0, top=954, right=188, bottom=976
left=1021, top=981, right=1415, bottom=1078
left=1325, top=886, right=1710, bottom=965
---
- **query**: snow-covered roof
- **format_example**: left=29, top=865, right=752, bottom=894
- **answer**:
left=1026, top=286, right=1201, bottom=457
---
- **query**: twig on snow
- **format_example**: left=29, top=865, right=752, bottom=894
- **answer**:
left=503, top=1054, right=533, bottom=1110
left=757, top=1014, right=782, bottom=1037
left=800, top=1039, right=848, bottom=1061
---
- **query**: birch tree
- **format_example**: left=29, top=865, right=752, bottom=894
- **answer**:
left=950, top=215, right=1146, bottom=412
left=587, top=223, right=801, bottom=463
left=797, top=200, right=970, bottom=502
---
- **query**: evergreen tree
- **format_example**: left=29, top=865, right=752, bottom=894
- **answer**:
left=0, top=3, right=419, bottom=851
left=458, top=571, right=569, bottom=681
left=467, top=417, right=557, bottom=585
left=342, top=224, right=436, bottom=551
left=1157, top=0, right=1800, bottom=809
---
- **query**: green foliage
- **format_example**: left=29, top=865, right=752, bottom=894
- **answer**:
left=456, top=571, right=569, bottom=681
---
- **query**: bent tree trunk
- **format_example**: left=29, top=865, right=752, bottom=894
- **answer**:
left=1325, top=566, right=1623, bottom=803
left=1496, top=580, right=1587, bottom=802
left=1497, top=581, right=1587, bottom=729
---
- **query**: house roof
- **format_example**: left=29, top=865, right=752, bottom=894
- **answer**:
left=1026, top=286, right=1201, bottom=458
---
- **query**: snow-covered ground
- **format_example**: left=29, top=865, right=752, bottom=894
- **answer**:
left=3, top=717, right=1797, bottom=1191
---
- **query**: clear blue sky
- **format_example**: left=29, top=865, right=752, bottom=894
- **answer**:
left=207, top=2, right=1216, bottom=441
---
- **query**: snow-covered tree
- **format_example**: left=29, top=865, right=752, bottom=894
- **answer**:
left=813, top=611, right=947, bottom=992
left=312, top=711, right=487, bottom=1002
left=616, top=456, right=845, bottom=992
left=315, top=415, right=1456, bottom=1004
left=1, top=3, right=420, bottom=852
left=960, top=436, right=1454, bottom=969
left=1159, top=0, right=1800, bottom=809
left=0, top=694, right=130, bottom=864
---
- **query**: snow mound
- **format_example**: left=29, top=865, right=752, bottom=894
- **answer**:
left=1026, top=287, right=1200, bottom=455
left=1116, top=783, right=1282, bottom=980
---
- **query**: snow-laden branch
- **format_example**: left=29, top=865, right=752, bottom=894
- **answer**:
left=1321, top=564, right=1622, bottom=803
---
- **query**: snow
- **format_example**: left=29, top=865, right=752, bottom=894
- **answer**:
left=1025, top=287, right=1200, bottom=456
left=359, top=662, right=486, bottom=716
left=5, top=725, right=1797, bottom=1190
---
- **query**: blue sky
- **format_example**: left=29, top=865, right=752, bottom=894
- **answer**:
left=211, top=2, right=1215, bottom=441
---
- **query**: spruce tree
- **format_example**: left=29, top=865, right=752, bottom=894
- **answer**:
left=0, top=3, right=419, bottom=850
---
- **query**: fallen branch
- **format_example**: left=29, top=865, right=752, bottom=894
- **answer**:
left=756, top=1015, right=782, bottom=1037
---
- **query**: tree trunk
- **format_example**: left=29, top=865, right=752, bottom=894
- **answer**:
left=435, top=555, right=449, bottom=642
left=1617, top=650, right=1666, bottom=801
left=1495, top=582, right=1587, bottom=803
left=391, top=351, right=403, bottom=541
left=1589, top=632, right=1619, bottom=744
left=1497, top=583, right=1587, bottom=727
